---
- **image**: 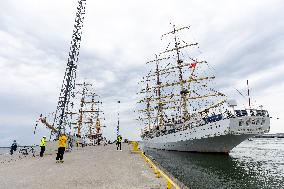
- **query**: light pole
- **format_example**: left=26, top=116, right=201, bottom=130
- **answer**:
left=117, top=101, right=120, bottom=137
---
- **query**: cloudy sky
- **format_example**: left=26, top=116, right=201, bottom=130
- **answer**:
left=0, top=0, right=283, bottom=146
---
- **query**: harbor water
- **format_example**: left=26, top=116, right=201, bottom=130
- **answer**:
left=144, top=138, right=284, bottom=189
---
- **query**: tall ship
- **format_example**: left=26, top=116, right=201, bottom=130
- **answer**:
left=35, top=81, right=106, bottom=146
left=69, top=81, right=106, bottom=145
left=137, top=25, right=270, bottom=153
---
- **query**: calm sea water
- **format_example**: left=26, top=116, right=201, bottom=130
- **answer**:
left=144, top=138, right=284, bottom=189
left=0, top=148, right=11, bottom=155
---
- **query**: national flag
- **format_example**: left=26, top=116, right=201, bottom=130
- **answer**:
left=189, top=63, right=197, bottom=69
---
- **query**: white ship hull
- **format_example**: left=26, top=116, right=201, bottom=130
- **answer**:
left=143, top=116, right=270, bottom=153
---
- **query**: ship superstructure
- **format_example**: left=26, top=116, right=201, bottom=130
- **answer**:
left=137, top=25, right=270, bottom=153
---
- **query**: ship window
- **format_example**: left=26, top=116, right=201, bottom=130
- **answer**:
left=246, top=120, right=250, bottom=126
left=235, top=110, right=242, bottom=117
left=256, top=120, right=260, bottom=125
left=256, top=110, right=262, bottom=116
left=250, top=110, right=256, bottom=116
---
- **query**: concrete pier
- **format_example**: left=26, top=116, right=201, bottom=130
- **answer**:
left=0, top=144, right=166, bottom=189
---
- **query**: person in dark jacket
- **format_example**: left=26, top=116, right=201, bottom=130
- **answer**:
left=10, top=140, right=17, bottom=155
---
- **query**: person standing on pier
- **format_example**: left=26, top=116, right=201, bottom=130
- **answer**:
left=10, top=140, right=17, bottom=155
left=116, top=135, right=122, bottom=151
left=39, top=136, right=46, bottom=157
left=56, top=134, right=67, bottom=163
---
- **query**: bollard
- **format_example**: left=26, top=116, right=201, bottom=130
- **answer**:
left=133, top=141, right=139, bottom=151
left=154, top=168, right=158, bottom=174
left=167, top=180, right=172, bottom=189
left=130, top=141, right=140, bottom=153
left=156, top=170, right=161, bottom=178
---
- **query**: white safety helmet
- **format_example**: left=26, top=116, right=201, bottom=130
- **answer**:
left=43, top=136, right=46, bottom=138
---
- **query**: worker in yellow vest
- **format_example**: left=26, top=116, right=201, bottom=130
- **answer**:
left=116, top=135, right=122, bottom=151
left=56, top=134, right=67, bottom=163
left=39, top=136, right=46, bottom=157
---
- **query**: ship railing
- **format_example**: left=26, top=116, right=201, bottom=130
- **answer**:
left=146, top=111, right=245, bottom=138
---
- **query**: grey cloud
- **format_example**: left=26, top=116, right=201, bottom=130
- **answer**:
left=1, top=0, right=284, bottom=146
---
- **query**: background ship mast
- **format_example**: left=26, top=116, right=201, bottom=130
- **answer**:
left=74, top=82, right=92, bottom=137
left=69, top=81, right=105, bottom=144
left=84, top=92, right=105, bottom=144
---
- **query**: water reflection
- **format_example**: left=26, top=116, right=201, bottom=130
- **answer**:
left=144, top=139, right=284, bottom=189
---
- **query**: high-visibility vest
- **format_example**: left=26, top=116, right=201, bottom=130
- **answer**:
left=58, top=135, right=67, bottom=148
left=117, top=136, right=122, bottom=143
left=40, top=138, right=46, bottom=147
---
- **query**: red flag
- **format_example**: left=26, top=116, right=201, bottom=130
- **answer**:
left=189, top=63, right=197, bottom=69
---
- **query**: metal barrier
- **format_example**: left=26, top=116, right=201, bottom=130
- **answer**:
left=130, top=142, right=181, bottom=189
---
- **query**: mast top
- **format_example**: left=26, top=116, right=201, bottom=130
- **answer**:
left=161, top=24, right=190, bottom=39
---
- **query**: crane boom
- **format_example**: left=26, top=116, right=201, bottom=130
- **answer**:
left=53, top=0, right=87, bottom=138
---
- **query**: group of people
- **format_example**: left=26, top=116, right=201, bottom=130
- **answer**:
left=11, top=133, right=123, bottom=162
left=38, top=134, right=67, bottom=163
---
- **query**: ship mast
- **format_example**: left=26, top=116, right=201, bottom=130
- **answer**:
left=84, top=92, right=103, bottom=144
left=160, top=25, right=198, bottom=120
left=69, top=81, right=104, bottom=143
left=155, top=54, right=163, bottom=129
left=145, top=82, right=152, bottom=131
left=75, top=82, right=91, bottom=137
left=173, top=25, right=188, bottom=117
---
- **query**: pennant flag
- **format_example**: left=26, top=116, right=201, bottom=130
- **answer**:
left=189, top=63, right=197, bottom=69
